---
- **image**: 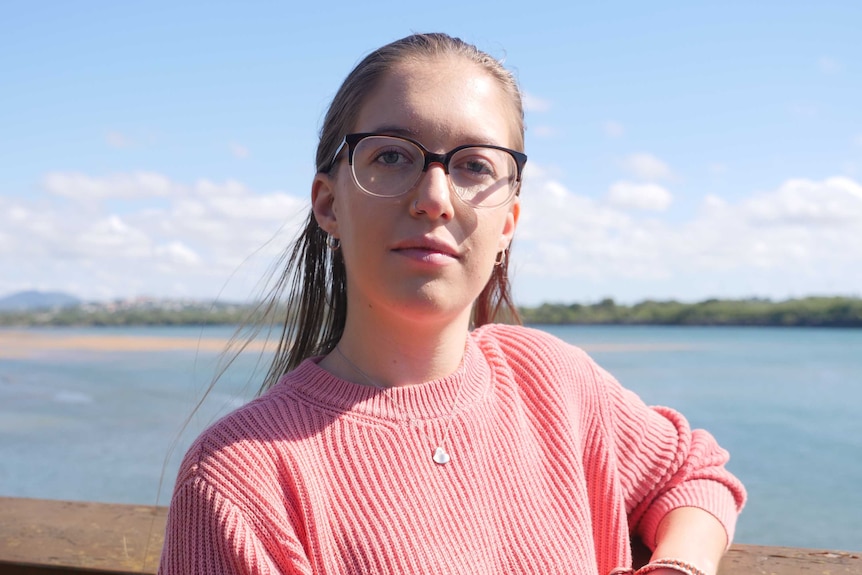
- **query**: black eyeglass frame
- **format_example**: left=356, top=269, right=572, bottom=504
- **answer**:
left=328, top=132, right=528, bottom=203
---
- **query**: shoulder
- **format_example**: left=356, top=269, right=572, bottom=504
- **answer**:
left=470, top=324, right=607, bottom=401
left=175, top=395, right=280, bottom=482
left=173, top=367, right=319, bottom=497
left=470, top=325, right=622, bottom=448
left=471, top=323, right=595, bottom=373
left=165, top=385, right=310, bottom=561
left=471, top=322, right=564, bottom=349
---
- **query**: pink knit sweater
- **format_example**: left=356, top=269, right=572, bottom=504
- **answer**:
left=160, top=324, right=745, bottom=575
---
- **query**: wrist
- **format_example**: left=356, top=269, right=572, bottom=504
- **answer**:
left=610, top=558, right=712, bottom=575
left=637, top=558, right=710, bottom=575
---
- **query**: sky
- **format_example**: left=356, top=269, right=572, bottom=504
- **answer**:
left=2, top=1, right=861, bottom=305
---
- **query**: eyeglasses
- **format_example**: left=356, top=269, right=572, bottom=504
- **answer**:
left=329, top=133, right=527, bottom=208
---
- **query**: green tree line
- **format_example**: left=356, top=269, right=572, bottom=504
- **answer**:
left=0, top=305, right=251, bottom=327
left=518, top=296, right=862, bottom=327
left=1, top=296, right=861, bottom=328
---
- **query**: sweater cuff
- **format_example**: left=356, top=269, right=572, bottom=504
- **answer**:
left=637, top=479, right=741, bottom=550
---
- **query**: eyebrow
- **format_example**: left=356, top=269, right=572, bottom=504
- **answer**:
left=364, top=125, right=504, bottom=148
left=365, top=125, right=421, bottom=139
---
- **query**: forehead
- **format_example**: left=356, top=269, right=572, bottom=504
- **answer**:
left=353, top=56, right=520, bottom=149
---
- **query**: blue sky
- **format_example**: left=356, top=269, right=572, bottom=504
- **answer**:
left=2, top=1, right=861, bottom=304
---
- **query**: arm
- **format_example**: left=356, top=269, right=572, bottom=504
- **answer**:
left=159, top=476, right=289, bottom=575
left=650, top=506, right=728, bottom=575
left=159, top=457, right=313, bottom=575
left=594, top=364, right=746, bottom=573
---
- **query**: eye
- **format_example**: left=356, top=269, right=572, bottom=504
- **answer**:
left=461, top=158, right=495, bottom=176
left=375, top=148, right=411, bottom=166
left=451, top=149, right=500, bottom=180
left=353, top=136, right=421, bottom=171
left=360, top=141, right=418, bottom=170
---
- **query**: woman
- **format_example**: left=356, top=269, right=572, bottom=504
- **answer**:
left=160, top=33, right=745, bottom=575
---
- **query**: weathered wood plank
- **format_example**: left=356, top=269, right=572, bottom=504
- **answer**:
left=0, top=497, right=165, bottom=574
left=1, top=497, right=860, bottom=574
left=721, top=544, right=861, bottom=574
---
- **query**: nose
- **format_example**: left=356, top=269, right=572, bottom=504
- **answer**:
left=410, top=162, right=454, bottom=220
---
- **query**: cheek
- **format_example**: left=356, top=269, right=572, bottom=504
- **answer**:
left=337, top=196, right=401, bottom=255
left=334, top=188, right=371, bottom=234
left=482, top=209, right=512, bottom=246
left=466, top=213, right=508, bottom=266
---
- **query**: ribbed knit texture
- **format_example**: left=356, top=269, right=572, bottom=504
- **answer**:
left=159, top=324, right=746, bottom=575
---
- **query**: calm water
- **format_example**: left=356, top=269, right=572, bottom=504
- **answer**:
left=1, top=325, right=860, bottom=551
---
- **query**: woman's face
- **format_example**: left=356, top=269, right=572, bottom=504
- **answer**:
left=313, top=55, right=520, bottom=327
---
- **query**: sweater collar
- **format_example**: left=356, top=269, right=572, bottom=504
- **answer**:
left=274, top=333, right=491, bottom=422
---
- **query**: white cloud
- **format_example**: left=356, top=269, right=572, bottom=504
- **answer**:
left=155, top=241, right=202, bottom=266
left=621, top=153, right=672, bottom=181
left=603, top=121, right=624, bottom=138
left=818, top=57, right=842, bottom=75
left=522, top=92, right=551, bottom=113
left=703, top=194, right=726, bottom=210
left=189, top=178, right=248, bottom=198
left=5, top=170, right=862, bottom=305
left=741, top=177, right=862, bottom=224
left=516, top=175, right=663, bottom=282
left=77, top=215, right=152, bottom=257
left=512, top=168, right=862, bottom=303
left=607, top=181, right=673, bottom=211
left=1, top=172, right=309, bottom=300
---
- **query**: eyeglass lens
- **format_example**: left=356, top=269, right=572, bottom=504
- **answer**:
left=351, top=136, right=518, bottom=207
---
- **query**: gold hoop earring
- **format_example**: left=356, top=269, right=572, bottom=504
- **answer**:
left=327, top=235, right=341, bottom=251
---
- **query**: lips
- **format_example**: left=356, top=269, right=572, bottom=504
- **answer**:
left=391, top=236, right=460, bottom=259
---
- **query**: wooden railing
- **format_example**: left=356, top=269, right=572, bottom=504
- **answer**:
left=1, top=497, right=860, bottom=574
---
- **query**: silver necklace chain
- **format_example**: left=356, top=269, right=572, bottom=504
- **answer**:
left=333, top=346, right=465, bottom=465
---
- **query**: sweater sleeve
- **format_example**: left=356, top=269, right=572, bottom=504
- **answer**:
left=158, top=446, right=314, bottom=575
left=159, top=474, right=293, bottom=575
left=595, top=364, right=746, bottom=549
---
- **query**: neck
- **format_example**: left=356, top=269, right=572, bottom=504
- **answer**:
left=322, top=307, right=472, bottom=388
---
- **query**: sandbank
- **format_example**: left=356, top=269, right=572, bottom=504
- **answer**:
left=0, top=330, right=271, bottom=359
left=0, top=329, right=694, bottom=359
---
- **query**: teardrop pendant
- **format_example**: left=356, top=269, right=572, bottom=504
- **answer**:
left=432, top=446, right=451, bottom=465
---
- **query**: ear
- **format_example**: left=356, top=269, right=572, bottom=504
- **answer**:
left=311, top=173, right=338, bottom=237
left=497, top=196, right=520, bottom=253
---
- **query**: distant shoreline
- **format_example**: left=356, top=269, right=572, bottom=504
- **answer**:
left=1, top=296, right=860, bottom=328
left=0, top=329, right=698, bottom=359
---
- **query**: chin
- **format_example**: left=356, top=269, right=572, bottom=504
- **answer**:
left=389, top=287, right=474, bottom=324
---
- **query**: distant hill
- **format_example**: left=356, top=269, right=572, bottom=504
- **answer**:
left=0, top=290, right=81, bottom=311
